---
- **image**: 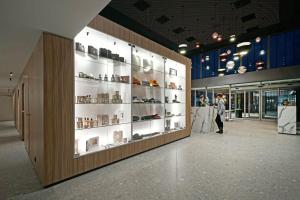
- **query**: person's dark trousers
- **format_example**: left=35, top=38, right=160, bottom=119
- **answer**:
left=215, top=114, right=223, bottom=132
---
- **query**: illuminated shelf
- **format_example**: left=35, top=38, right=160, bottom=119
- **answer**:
left=75, top=121, right=131, bottom=131
left=74, top=26, right=186, bottom=157
left=75, top=76, right=130, bottom=85
left=75, top=50, right=131, bottom=66
left=165, top=115, right=185, bottom=119
left=132, top=118, right=164, bottom=124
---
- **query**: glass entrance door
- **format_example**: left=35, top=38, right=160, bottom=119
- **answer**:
left=247, top=90, right=260, bottom=118
left=262, top=90, right=278, bottom=119
left=234, top=91, right=244, bottom=118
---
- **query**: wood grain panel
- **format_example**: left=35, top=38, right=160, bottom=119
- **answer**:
left=43, top=32, right=74, bottom=185
left=13, top=34, right=45, bottom=184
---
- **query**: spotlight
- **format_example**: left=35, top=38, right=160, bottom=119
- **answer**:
left=226, top=61, right=235, bottom=70
left=212, top=32, right=219, bottom=39
left=233, top=56, right=239, bottom=61
left=201, top=58, right=205, bottom=63
left=219, top=53, right=228, bottom=62
left=259, top=50, right=265, bottom=55
left=237, top=66, right=247, bottom=74
left=237, top=42, right=251, bottom=56
left=195, top=42, right=200, bottom=48
left=205, top=56, right=210, bottom=61
left=255, top=37, right=261, bottom=43
left=206, top=65, right=210, bottom=70
left=227, top=49, right=231, bottom=54
left=178, top=44, right=187, bottom=54
left=229, top=35, right=236, bottom=42
left=255, top=61, right=265, bottom=70
left=217, top=35, right=222, bottom=42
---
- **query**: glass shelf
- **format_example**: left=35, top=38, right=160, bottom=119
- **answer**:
left=132, top=118, right=164, bottom=124
left=75, top=103, right=131, bottom=105
left=132, top=84, right=163, bottom=90
left=75, top=121, right=131, bottom=131
left=165, top=115, right=185, bottom=119
left=75, top=77, right=130, bottom=85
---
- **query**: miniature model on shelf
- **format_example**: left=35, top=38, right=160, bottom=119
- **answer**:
left=74, top=27, right=186, bottom=157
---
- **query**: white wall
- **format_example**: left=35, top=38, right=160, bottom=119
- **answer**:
left=0, top=95, right=13, bottom=122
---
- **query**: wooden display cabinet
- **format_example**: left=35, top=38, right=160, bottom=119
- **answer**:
left=14, top=15, right=191, bottom=186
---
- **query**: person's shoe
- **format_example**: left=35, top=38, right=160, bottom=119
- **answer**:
left=219, top=129, right=223, bottom=134
left=216, top=130, right=221, bottom=133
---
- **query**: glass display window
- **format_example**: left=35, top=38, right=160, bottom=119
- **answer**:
left=74, top=27, right=187, bottom=157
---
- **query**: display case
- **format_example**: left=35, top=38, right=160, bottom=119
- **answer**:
left=74, top=27, right=187, bottom=157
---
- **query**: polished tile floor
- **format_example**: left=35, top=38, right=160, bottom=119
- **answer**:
left=2, top=120, right=300, bottom=200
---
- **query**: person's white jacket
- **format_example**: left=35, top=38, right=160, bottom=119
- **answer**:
left=216, top=99, right=225, bottom=122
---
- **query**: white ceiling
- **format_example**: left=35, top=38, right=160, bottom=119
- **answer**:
left=0, top=0, right=111, bottom=93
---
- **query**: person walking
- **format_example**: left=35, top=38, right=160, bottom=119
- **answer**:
left=215, top=93, right=225, bottom=134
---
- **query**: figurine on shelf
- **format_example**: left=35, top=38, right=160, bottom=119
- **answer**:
left=88, top=45, right=98, bottom=57
left=133, top=77, right=141, bottom=85
left=178, top=85, right=183, bottom=90
left=111, top=74, right=115, bottom=82
left=168, top=82, right=177, bottom=89
left=99, top=48, right=108, bottom=58
left=111, top=115, right=120, bottom=124
left=149, top=80, right=159, bottom=87
left=98, top=74, right=102, bottom=81
left=111, top=53, right=120, bottom=61
left=165, top=119, right=171, bottom=131
left=97, top=93, right=109, bottom=104
left=76, top=117, right=83, bottom=129
left=165, top=96, right=169, bottom=103
left=111, top=91, right=122, bottom=104
left=115, top=75, right=120, bottom=82
left=113, top=131, right=123, bottom=144
left=75, top=42, right=85, bottom=53
left=120, top=76, right=129, bottom=83
left=142, top=80, right=150, bottom=86
left=174, top=122, right=180, bottom=129
left=132, top=116, right=140, bottom=121
left=76, top=95, right=92, bottom=104
left=172, top=95, right=180, bottom=103
left=97, top=114, right=109, bottom=126
left=104, top=74, right=108, bottom=81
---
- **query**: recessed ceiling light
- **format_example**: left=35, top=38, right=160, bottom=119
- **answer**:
left=217, top=35, right=222, bottom=42
left=178, top=44, right=187, bottom=54
left=260, top=50, right=265, bottom=55
left=206, top=65, right=210, bottom=70
left=212, top=32, right=219, bottom=39
left=219, top=53, right=228, bottom=62
left=229, top=35, right=236, bottom=42
left=237, top=42, right=251, bottom=56
left=255, top=36, right=261, bottom=43
left=195, top=42, right=200, bottom=48
left=233, top=55, right=240, bottom=61
left=226, top=61, right=235, bottom=70
left=205, top=56, right=210, bottom=61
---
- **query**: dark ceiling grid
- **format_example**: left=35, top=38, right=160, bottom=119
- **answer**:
left=106, top=0, right=279, bottom=52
